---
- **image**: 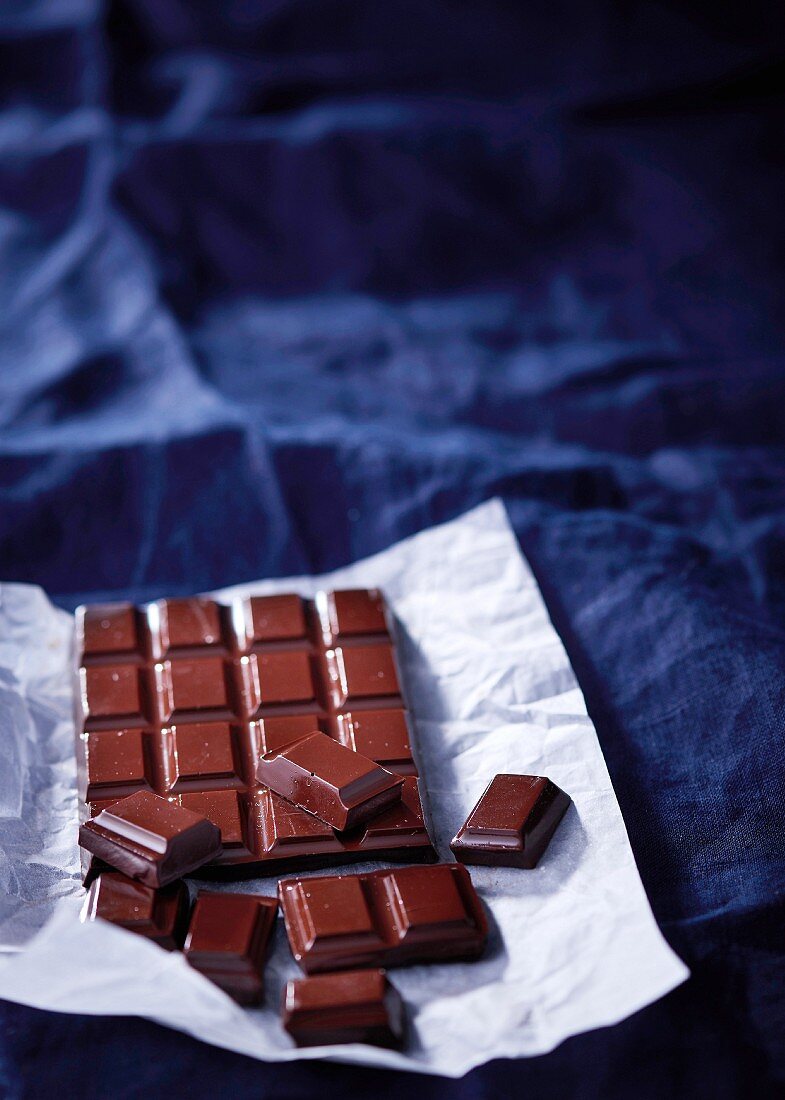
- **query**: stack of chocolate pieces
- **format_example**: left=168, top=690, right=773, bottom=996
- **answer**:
left=74, top=585, right=572, bottom=1048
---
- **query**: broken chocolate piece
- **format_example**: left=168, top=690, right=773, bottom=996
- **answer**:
left=279, top=862, right=487, bottom=973
left=184, top=891, right=278, bottom=1005
left=282, top=969, right=405, bottom=1048
left=79, top=789, right=222, bottom=887
left=450, top=774, right=571, bottom=868
left=255, top=730, right=403, bottom=830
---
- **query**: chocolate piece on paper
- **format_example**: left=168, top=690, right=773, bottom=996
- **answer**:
left=450, top=774, right=571, bottom=869
left=282, top=969, right=405, bottom=1048
left=255, top=730, right=403, bottom=830
left=74, top=589, right=434, bottom=872
left=79, top=789, right=222, bottom=887
left=81, top=871, right=191, bottom=950
left=279, top=862, right=487, bottom=974
left=184, top=892, right=278, bottom=1005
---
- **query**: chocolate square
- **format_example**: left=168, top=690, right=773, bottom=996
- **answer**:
left=382, top=866, right=470, bottom=942
left=170, top=722, right=243, bottom=790
left=248, top=594, right=307, bottom=643
left=283, top=969, right=405, bottom=1049
left=164, top=657, right=234, bottom=716
left=180, top=789, right=255, bottom=860
left=258, top=789, right=338, bottom=858
left=249, top=650, right=317, bottom=707
left=81, top=727, right=151, bottom=801
left=81, top=664, right=147, bottom=724
left=336, top=709, right=415, bottom=774
left=326, top=644, right=400, bottom=708
left=156, top=598, right=224, bottom=651
left=322, top=589, right=388, bottom=639
left=79, top=604, right=139, bottom=658
left=184, top=892, right=278, bottom=1005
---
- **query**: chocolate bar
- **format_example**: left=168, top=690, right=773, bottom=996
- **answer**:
left=184, top=892, right=278, bottom=1005
left=279, top=863, right=487, bottom=973
left=255, top=730, right=403, bottom=830
left=81, top=871, right=191, bottom=950
left=79, top=790, right=222, bottom=886
left=75, top=589, right=434, bottom=873
left=450, top=774, right=571, bottom=868
left=282, top=969, right=405, bottom=1048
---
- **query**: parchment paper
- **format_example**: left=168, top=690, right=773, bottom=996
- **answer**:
left=0, top=499, right=688, bottom=1076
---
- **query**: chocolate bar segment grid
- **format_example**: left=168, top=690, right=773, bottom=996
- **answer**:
left=75, top=589, right=433, bottom=871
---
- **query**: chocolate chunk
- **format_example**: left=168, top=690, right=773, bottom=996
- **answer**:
left=279, top=863, right=487, bottom=973
left=74, top=589, right=434, bottom=872
left=282, top=969, right=405, bottom=1048
left=184, top=892, right=278, bottom=1005
left=81, top=871, right=190, bottom=950
left=256, top=730, right=403, bottom=830
left=79, top=789, right=222, bottom=887
left=450, top=774, right=571, bottom=868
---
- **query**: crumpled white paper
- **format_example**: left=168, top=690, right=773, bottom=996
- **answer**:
left=0, top=500, right=688, bottom=1076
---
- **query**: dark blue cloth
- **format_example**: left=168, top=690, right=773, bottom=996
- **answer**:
left=1, top=3, right=784, bottom=1098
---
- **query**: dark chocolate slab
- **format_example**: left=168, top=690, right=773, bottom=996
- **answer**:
left=279, top=863, right=487, bottom=973
left=79, top=790, right=222, bottom=887
left=81, top=871, right=190, bottom=950
left=184, top=892, right=278, bottom=1005
left=450, top=774, right=571, bottom=868
left=256, top=730, right=403, bottom=830
left=282, top=969, right=405, bottom=1048
left=75, top=589, right=433, bottom=872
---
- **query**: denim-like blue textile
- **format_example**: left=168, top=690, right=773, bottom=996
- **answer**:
left=1, top=3, right=784, bottom=1098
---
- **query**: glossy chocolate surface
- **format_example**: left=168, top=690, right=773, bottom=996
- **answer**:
left=283, top=969, right=405, bottom=1048
left=256, top=730, right=403, bottom=830
left=83, top=775, right=432, bottom=884
left=75, top=589, right=433, bottom=871
left=79, top=790, right=222, bottom=887
left=279, top=863, right=487, bottom=973
left=450, top=774, right=571, bottom=868
left=184, top=892, right=278, bottom=1005
left=81, top=871, right=190, bottom=950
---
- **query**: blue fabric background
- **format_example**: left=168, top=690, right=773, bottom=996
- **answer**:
left=1, top=2, right=784, bottom=1097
